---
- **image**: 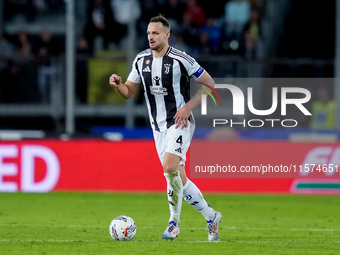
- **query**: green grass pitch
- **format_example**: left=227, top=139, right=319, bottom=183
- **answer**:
left=0, top=192, right=339, bottom=255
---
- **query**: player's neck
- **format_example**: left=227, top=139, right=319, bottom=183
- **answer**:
left=152, top=44, right=170, bottom=58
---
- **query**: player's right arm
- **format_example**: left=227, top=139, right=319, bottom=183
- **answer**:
left=109, top=74, right=139, bottom=100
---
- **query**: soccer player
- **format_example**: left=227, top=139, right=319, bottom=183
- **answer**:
left=109, top=14, right=222, bottom=241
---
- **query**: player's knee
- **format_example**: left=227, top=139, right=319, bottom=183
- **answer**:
left=163, top=163, right=178, bottom=173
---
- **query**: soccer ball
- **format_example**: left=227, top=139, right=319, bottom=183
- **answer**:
left=109, top=215, right=137, bottom=241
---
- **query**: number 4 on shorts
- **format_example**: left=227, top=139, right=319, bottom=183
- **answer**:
left=176, top=135, right=182, bottom=144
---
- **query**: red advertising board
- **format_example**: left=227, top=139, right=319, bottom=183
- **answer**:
left=190, top=141, right=340, bottom=178
left=0, top=140, right=339, bottom=194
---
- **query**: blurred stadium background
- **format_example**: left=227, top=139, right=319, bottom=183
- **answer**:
left=0, top=0, right=340, bottom=194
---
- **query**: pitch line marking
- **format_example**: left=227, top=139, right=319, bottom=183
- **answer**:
left=0, top=239, right=96, bottom=243
left=3, top=225, right=337, bottom=232
left=1, top=239, right=339, bottom=244
left=143, top=226, right=339, bottom=232
left=225, top=226, right=338, bottom=232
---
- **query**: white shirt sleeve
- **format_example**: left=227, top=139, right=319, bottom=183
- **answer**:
left=190, top=65, right=205, bottom=80
left=127, top=58, right=141, bottom=84
left=181, top=52, right=205, bottom=80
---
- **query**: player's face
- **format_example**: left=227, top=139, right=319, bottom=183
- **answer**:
left=147, top=22, right=169, bottom=51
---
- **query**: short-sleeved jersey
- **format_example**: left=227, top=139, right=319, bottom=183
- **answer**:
left=127, top=46, right=204, bottom=132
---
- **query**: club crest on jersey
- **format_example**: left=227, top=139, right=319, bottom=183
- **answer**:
left=164, top=64, right=171, bottom=74
left=146, top=59, right=150, bottom=65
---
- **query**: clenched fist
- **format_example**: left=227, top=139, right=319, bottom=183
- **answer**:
left=109, top=74, right=122, bottom=88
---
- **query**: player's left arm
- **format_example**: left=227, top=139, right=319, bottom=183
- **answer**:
left=174, top=70, right=215, bottom=129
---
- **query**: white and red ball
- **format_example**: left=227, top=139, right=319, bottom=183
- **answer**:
left=109, top=215, right=137, bottom=241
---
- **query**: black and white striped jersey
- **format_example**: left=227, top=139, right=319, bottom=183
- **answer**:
left=127, top=46, right=204, bottom=132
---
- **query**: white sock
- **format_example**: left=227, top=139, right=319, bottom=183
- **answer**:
left=183, top=179, right=216, bottom=222
left=164, top=171, right=183, bottom=224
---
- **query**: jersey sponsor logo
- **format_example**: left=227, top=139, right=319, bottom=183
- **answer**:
left=153, top=76, right=161, bottom=86
left=150, top=86, right=168, bottom=96
left=143, top=66, right=151, bottom=72
left=164, top=64, right=171, bottom=74
left=150, top=76, right=168, bottom=96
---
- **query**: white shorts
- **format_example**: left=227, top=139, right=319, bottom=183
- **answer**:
left=153, top=122, right=195, bottom=166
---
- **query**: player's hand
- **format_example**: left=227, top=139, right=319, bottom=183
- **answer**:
left=109, top=74, right=122, bottom=88
left=174, top=104, right=190, bottom=129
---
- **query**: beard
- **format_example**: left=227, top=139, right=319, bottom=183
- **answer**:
left=149, top=42, right=157, bottom=50
left=149, top=41, right=164, bottom=51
